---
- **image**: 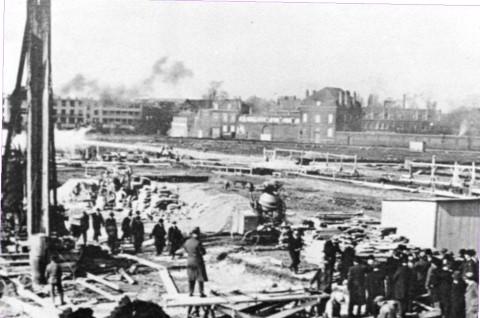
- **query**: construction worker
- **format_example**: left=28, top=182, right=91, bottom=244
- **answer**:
left=168, top=221, right=183, bottom=260
left=347, top=257, right=367, bottom=318
left=131, top=211, right=144, bottom=254
left=45, top=255, right=65, bottom=306
left=105, top=212, right=118, bottom=254
left=183, top=227, right=207, bottom=297
left=80, top=211, right=89, bottom=245
left=121, top=210, right=133, bottom=242
left=151, top=218, right=166, bottom=256
left=287, top=229, right=303, bottom=274
left=91, top=208, right=104, bottom=242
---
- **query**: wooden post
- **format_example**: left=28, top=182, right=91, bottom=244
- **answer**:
left=25, top=0, right=53, bottom=286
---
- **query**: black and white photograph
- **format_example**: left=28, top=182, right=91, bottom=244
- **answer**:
left=0, top=0, right=479, bottom=317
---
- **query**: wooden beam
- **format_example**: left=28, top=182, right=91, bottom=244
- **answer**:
left=86, top=272, right=122, bottom=292
left=165, top=292, right=328, bottom=308
left=266, top=299, right=319, bottom=318
left=118, top=267, right=137, bottom=285
left=216, top=305, right=262, bottom=318
left=117, top=253, right=179, bottom=294
left=76, top=278, right=120, bottom=302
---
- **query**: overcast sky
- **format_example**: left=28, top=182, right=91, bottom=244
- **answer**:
left=2, top=0, right=480, bottom=110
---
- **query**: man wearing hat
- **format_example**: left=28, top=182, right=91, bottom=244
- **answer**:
left=365, top=259, right=386, bottom=317
left=91, top=208, right=104, bottom=242
left=151, top=218, right=166, bottom=256
left=168, top=221, right=184, bottom=260
left=105, top=212, right=118, bottom=254
left=121, top=210, right=133, bottom=242
left=287, top=229, right=303, bottom=274
left=183, top=227, right=207, bottom=297
left=347, top=257, right=367, bottom=318
left=131, top=211, right=144, bottom=254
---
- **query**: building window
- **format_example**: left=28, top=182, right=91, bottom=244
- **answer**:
left=328, top=114, right=334, bottom=124
left=230, top=114, right=236, bottom=122
left=230, top=125, right=235, bottom=132
left=327, top=128, right=334, bottom=137
left=222, top=125, right=228, bottom=133
left=315, top=114, right=321, bottom=123
left=302, top=113, right=308, bottom=123
left=94, top=110, right=98, bottom=115
left=223, top=113, right=229, bottom=122
left=61, top=100, right=66, bottom=107
left=61, top=109, right=66, bottom=115
left=316, top=101, right=321, bottom=106
left=213, top=102, right=218, bottom=110
left=213, top=113, right=220, bottom=121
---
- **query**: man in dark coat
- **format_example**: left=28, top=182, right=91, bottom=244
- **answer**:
left=461, top=250, right=479, bottom=283
left=347, top=258, right=367, bottom=318
left=168, top=221, right=184, bottom=260
left=391, top=258, right=411, bottom=317
left=151, top=218, right=166, bottom=256
left=131, top=211, right=144, bottom=254
left=287, top=229, right=303, bottom=274
left=366, top=263, right=385, bottom=317
left=341, top=244, right=356, bottom=282
left=183, top=227, right=207, bottom=297
left=324, top=238, right=340, bottom=291
left=438, top=264, right=453, bottom=318
left=121, top=211, right=133, bottom=242
left=105, top=212, right=118, bottom=254
left=450, top=271, right=466, bottom=318
left=91, top=208, right=104, bottom=242
left=413, top=251, right=430, bottom=295
left=385, top=250, right=402, bottom=298
left=80, top=211, right=89, bottom=245
left=425, top=257, right=441, bottom=307
left=45, top=255, right=65, bottom=305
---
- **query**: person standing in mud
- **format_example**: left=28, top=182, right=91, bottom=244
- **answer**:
left=105, top=212, right=118, bottom=254
left=121, top=210, right=133, bottom=242
left=45, top=255, right=65, bottom=306
left=183, top=227, right=208, bottom=297
left=80, top=211, right=90, bottom=245
left=287, top=229, right=303, bottom=274
left=91, top=208, right=104, bottom=242
left=151, top=218, right=166, bottom=256
left=131, top=211, right=144, bottom=254
left=168, top=221, right=184, bottom=260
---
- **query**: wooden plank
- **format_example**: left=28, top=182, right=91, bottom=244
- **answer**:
left=11, top=279, right=61, bottom=315
left=117, top=253, right=179, bottom=295
left=118, top=267, right=137, bottom=285
left=86, top=272, right=122, bottom=292
left=266, top=299, right=319, bottom=318
left=76, top=278, right=120, bottom=302
left=165, top=292, right=328, bottom=308
left=216, top=305, right=262, bottom=318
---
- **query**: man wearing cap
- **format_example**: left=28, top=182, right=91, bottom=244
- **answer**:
left=461, top=250, right=479, bottom=283
left=80, top=211, right=89, bottom=245
left=105, top=212, right=118, bottom=254
left=366, top=260, right=385, bottom=317
left=450, top=270, right=466, bottom=318
left=151, top=218, right=166, bottom=256
left=287, top=229, right=303, bottom=274
left=183, top=227, right=207, bottom=297
left=464, top=272, right=478, bottom=318
left=91, top=208, right=104, bottom=242
left=131, top=211, right=144, bottom=254
left=168, top=221, right=184, bottom=260
left=121, top=210, right=133, bottom=242
left=45, top=255, right=65, bottom=306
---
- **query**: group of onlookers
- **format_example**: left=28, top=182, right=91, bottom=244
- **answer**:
left=314, top=238, right=479, bottom=318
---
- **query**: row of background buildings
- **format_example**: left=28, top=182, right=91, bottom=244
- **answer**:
left=3, top=87, right=443, bottom=143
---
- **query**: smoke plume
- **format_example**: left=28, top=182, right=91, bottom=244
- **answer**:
left=60, top=57, right=194, bottom=103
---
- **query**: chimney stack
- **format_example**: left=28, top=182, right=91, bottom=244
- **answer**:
left=402, top=94, right=407, bottom=109
left=306, top=89, right=310, bottom=98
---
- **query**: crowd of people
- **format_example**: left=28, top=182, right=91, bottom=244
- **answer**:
left=311, top=238, right=479, bottom=318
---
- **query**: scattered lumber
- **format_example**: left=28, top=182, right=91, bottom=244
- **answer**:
left=118, top=267, right=137, bottom=285
left=1, top=296, right=52, bottom=318
left=76, top=278, right=120, bottom=302
left=86, top=272, right=122, bottom=292
left=117, top=253, right=179, bottom=294
left=216, top=305, right=262, bottom=318
left=267, top=299, right=319, bottom=318
left=164, top=292, right=328, bottom=308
